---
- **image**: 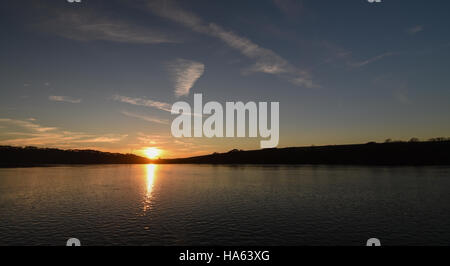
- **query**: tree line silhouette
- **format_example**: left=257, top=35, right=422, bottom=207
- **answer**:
left=1, top=138, right=450, bottom=167
left=155, top=138, right=450, bottom=165
left=0, top=146, right=150, bottom=167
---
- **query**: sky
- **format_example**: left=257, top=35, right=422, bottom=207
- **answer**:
left=0, top=0, right=450, bottom=158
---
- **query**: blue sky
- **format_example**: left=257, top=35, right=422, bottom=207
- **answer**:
left=1, top=0, right=449, bottom=157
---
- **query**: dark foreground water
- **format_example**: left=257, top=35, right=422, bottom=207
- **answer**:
left=0, top=165, right=449, bottom=246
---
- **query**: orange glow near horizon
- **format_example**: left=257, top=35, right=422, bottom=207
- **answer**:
left=143, top=147, right=161, bottom=159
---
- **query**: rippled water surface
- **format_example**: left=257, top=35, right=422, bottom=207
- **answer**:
left=1, top=164, right=449, bottom=246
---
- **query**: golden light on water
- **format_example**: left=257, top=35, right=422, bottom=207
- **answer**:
left=143, top=164, right=157, bottom=213
left=144, top=147, right=161, bottom=159
left=146, top=164, right=157, bottom=194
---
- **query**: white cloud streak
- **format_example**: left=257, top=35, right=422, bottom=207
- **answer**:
left=147, top=0, right=316, bottom=88
left=0, top=118, right=57, bottom=133
left=0, top=118, right=127, bottom=147
left=112, top=95, right=172, bottom=112
left=49, top=95, right=82, bottom=104
left=41, top=9, right=178, bottom=44
left=112, top=94, right=202, bottom=117
left=169, top=58, right=205, bottom=97
left=121, top=110, right=169, bottom=125
left=350, top=52, right=395, bottom=68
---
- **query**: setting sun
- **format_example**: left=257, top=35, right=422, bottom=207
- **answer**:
left=144, top=148, right=161, bottom=159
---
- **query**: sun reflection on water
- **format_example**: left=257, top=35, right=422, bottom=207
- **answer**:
left=143, top=164, right=157, bottom=213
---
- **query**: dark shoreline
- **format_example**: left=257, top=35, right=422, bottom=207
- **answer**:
left=0, top=163, right=151, bottom=168
left=155, top=141, right=450, bottom=166
left=2, top=141, right=450, bottom=168
left=0, top=146, right=151, bottom=167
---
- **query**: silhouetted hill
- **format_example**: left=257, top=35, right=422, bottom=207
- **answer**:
left=155, top=140, right=450, bottom=165
left=3, top=140, right=450, bottom=167
left=0, top=146, right=150, bottom=167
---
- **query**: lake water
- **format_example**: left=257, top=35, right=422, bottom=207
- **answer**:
left=0, top=164, right=449, bottom=246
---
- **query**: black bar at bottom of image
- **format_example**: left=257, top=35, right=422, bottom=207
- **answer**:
left=3, top=246, right=448, bottom=265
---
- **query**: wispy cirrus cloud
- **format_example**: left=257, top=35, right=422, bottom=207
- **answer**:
left=121, top=110, right=169, bottom=125
left=39, top=8, right=178, bottom=44
left=147, top=0, right=316, bottom=88
left=0, top=118, right=57, bottom=133
left=112, top=94, right=202, bottom=117
left=0, top=118, right=127, bottom=147
left=350, top=52, right=395, bottom=68
left=71, top=136, right=127, bottom=144
left=112, top=95, right=172, bottom=112
left=49, top=95, right=82, bottom=104
left=168, top=58, right=205, bottom=97
left=407, top=25, right=424, bottom=35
